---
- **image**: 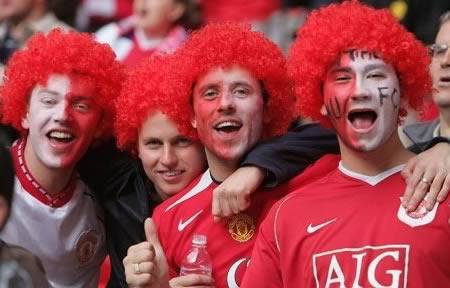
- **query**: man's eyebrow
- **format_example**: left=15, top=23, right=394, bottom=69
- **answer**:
left=231, top=81, right=252, bottom=88
left=363, top=63, right=385, bottom=72
left=69, top=95, right=94, bottom=101
left=329, top=66, right=352, bottom=74
left=37, top=88, right=59, bottom=96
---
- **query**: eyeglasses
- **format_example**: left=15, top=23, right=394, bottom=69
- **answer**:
left=429, top=43, right=449, bottom=57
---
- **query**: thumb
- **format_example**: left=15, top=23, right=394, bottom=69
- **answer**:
left=145, top=218, right=160, bottom=246
left=144, top=218, right=169, bottom=283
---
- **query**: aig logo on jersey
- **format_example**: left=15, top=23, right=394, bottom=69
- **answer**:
left=397, top=197, right=438, bottom=227
left=312, top=245, right=409, bottom=288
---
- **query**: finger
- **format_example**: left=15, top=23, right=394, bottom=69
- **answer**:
left=437, top=175, right=450, bottom=202
left=407, top=170, right=434, bottom=211
left=145, top=218, right=162, bottom=249
left=237, top=193, right=251, bottom=211
left=401, top=156, right=417, bottom=180
left=425, top=170, right=446, bottom=210
left=402, top=161, right=425, bottom=208
left=170, top=274, right=215, bottom=286
left=134, top=261, right=156, bottom=275
left=212, top=188, right=222, bottom=220
left=228, top=194, right=240, bottom=215
left=126, top=241, right=152, bottom=256
left=128, top=248, right=156, bottom=264
left=219, top=193, right=233, bottom=218
left=125, top=265, right=153, bottom=287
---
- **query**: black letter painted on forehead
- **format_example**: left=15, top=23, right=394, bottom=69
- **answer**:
left=346, top=50, right=379, bottom=62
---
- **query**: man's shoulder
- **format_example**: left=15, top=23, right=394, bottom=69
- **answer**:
left=402, top=119, right=439, bottom=148
left=286, top=154, right=340, bottom=190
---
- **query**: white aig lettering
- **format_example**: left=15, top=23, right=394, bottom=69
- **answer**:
left=313, top=245, right=409, bottom=288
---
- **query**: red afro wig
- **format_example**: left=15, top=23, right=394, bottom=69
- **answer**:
left=115, top=54, right=197, bottom=152
left=288, top=1, right=432, bottom=126
left=173, top=22, right=294, bottom=138
left=0, top=29, right=124, bottom=137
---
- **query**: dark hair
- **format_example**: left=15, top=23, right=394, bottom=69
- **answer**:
left=0, top=146, right=14, bottom=208
left=176, top=0, right=203, bottom=30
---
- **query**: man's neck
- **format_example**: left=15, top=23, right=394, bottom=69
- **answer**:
left=439, top=109, right=450, bottom=137
left=23, top=140, right=74, bottom=195
left=204, top=149, right=239, bottom=182
left=339, top=133, right=414, bottom=176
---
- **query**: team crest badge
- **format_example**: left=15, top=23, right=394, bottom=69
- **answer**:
left=397, top=197, right=438, bottom=227
left=228, top=213, right=255, bottom=242
left=75, top=229, right=101, bottom=266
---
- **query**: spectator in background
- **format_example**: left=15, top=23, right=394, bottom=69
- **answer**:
left=76, top=0, right=133, bottom=32
left=0, top=0, right=71, bottom=67
left=96, top=0, right=201, bottom=68
left=200, top=0, right=306, bottom=52
left=402, top=11, right=450, bottom=151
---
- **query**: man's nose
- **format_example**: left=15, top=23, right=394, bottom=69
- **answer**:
left=160, top=144, right=177, bottom=167
left=218, top=92, right=236, bottom=114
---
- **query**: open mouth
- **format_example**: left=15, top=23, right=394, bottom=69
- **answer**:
left=348, top=109, right=377, bottom=130
left=439, top=76, right=450, bottom=84
left=46, top=130, right=75, bottom=144
left=214, top=120, right=242, bottom=133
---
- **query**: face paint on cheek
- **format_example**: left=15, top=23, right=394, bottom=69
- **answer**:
left=325, top=97, right=341, bottom=119
left=377, top=87, right=399, bottom=109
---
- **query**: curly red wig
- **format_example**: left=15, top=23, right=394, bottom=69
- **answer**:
left=172, top=22, right=294, bottom=138
left=0, top=29, right=124, bottom=137
left=288, top=1, right=432, bottom=126
left=115, top=54, right=197, bottom=151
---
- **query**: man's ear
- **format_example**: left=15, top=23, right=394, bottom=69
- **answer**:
left=21, top=113, right=30, bottom=130
left=168, top=2, right=186, bottom=22
left=320, top=105, right=328, bottom=116
left=190, top=117, right=197, bottom=129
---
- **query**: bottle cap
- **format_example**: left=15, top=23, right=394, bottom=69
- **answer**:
left=192, top=234, right=207, bottom=245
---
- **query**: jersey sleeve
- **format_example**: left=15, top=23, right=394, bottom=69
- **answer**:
left=241, top=201, right=284, bottom=288
left=242, top=122, right=338, bottom=187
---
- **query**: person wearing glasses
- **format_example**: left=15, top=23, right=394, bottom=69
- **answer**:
left=402, top=11, right=450, bottom=152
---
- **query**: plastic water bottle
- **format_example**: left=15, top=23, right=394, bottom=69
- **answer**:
left=179, top=234, right=212, bottom=276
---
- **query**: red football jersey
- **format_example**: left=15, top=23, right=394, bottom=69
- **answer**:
left=152, top=170, right=287, bottom=288
left=242, top=155, right=450, bottom=288
left=152, top=156, right=338, bottom=288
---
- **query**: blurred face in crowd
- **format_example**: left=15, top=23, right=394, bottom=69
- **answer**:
left=0, top=0, right=40, bottom=22
left=191, top=66, right=266, bottom=168
left=22, top=74, right=103, bottom=172
left=430, top=20, right=450, bottom=108
left=322, top=50, right=401, bottom=152
left=137, top=112, right=206, bottom=200
left=133, top=0, right=185, bottom=36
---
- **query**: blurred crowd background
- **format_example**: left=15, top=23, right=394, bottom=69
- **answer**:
left=1, top=0, right=450, bottom=58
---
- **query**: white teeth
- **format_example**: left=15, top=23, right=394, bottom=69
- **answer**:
left=163, top=171, right=182, bottom=176
left=216, top=121, right=240, bottom=129
left=49, top=131, right=73, bottom=139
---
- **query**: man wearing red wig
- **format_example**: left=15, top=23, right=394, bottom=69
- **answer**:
left=122, top=23, right=331, bottom=288
left=0, top=29, right=124, bottom=287
left=242, top=2, right=450, bottom=287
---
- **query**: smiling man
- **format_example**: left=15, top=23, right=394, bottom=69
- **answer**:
left=0, top=29, right=123, bottom=287
left=123, top=23, right=305, bottom=288
left=242, top=2, right=450, bottom=287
